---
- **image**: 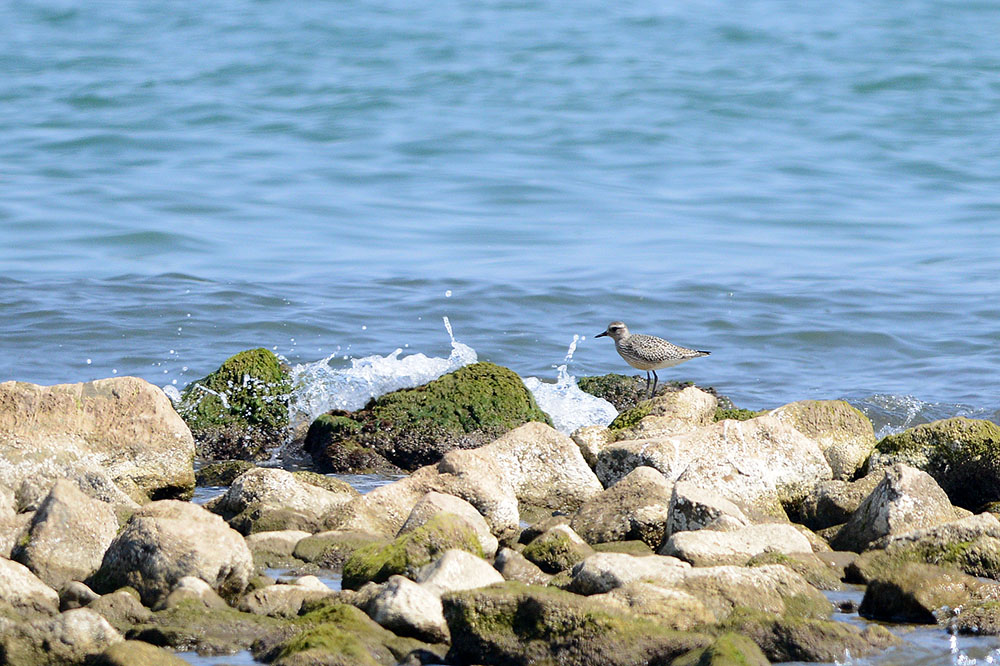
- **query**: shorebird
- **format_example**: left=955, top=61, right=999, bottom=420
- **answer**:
left=595, top=321, right=710, bottom=398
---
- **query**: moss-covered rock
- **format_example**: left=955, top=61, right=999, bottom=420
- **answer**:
left=341, top=513, right=484, bottom=590
left=710, top=606, right=898, bottom=662
left=442, top=581, right=714, bottom=666
left=522, top=526, right=595, bottom=574
left=576, top=374, right=671, bottom=412
left=306, top=362, right=551, bottom=472
left=867, top=417, right=1000, bottom=509
left=293, top=531, right=388, bottom=569
left=714, top=407, right=765, bottom=422
left=858, top=561, right=986, bottom=624
left=92, top=639, right=190, bottom=666
left=745, top=552, right=843, bottom=591
left=126, top=600, right=290, bottom=655
left=672, top=632, right=770, bottom=666
left=195, top=460, right=256, bottom=487
left=769, top=400, right=877, bottom=480
left=177, top=348, right=292, bottom=461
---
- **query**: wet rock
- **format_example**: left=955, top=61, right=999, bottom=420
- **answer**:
left=494, top=547, right=551, bottom=585
left=570, top=466, right=673, bottom=549
left=0, top=377, right=196, bottom=502
left=415, top=548, right=505, bottom=595
left=12, top=480, right=119, bottom=590
left=157, top=576, right=228, bottom=611
left=0, top=607, right=123, bottom=665
left=400, top=491, right=498, bottom=558
left=795, top=472, right=883, bottom=530
left=237, top=578, right=336, bottom=618
left=564, top=552, right=689, bottom=595
left=129, top=602, right=289, bottom=656
left=88, top=588, right=152, bottom=631
left=521, top=524, right=594, bottom=574
left=176, top=348, right=291, bottom=461
left=91, top=500, right=254, bottom=607
left=341, top=513, right=484, bottom=589
left=662, top=523, right=813, bottom=567
left=0, top=556, right=60, bottom=618
left=442, top=581, right=714, bottom=666
left=768, top=399, right=877, bottom=480
left=92, top=640, right=190, bottom=666
left=868, top=417, right=1000, bottom=509
left=859, top=561, right=988, bottom=623
left=668, top=481, right=750, bottom=536
left=576, top=373, right=655, bottom=412
left=672, top=632, right=770, bottom=666
left=831, top=464, right=962, bottom=552
left=590, top=582, right=715, bottom=630
left=304, top=414, right=401, bottom=474
left=245, top=529, right=311, bottom=567
left=608, top=387, right=718, bottom=439
left=953, top=601, right=1000, bottom=635
left=363, top=574, right=450, bottom=643
left=195, top=460, right=255, bottom=487
left=293, top=530, right=387, bottom=569
left=596, top=415, right=832, bottom=514
left=305, top=362, right=551, bottom=472
left=211, top=467, right=357, bottom=534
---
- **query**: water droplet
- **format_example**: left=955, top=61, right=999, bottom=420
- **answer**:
left=445, top=290, right=452, bottom=298
left=112, top=369, right=117, bottom=374
left=361, top=325, right=367, bottom=331
left=86, top=359, right=92, bottom=365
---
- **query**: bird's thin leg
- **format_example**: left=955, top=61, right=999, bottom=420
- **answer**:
left=651, top=370, right=659, bottom=398
left=644, top=371, right=651, bottom=399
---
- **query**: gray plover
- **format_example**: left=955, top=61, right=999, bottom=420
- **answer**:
left=595, top=321, right=710, bottom=398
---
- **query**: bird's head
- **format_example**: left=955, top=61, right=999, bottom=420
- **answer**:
left=595, top=321, right=629, bottom=342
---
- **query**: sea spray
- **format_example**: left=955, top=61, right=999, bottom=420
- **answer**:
left=523, top=334, right=618, bottom=435
left=287, top=316, right=477, bottom=424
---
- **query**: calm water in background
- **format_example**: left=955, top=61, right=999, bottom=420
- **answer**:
left=3, top=0, right=1000, bottom=432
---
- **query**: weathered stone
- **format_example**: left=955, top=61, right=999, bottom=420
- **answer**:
left=953, top=601, right=1000, bottom=635
left=745, top=551, right=843, bottom=591
left=0, top=608, right=123, bottom=665
left=859, top=561, right=988, bottom=623
left=0, top=377, right=195, bottom=502
left=415, top=548, right=504, bottom=595
left=795, top=472, right=883, bottom=530
left=566, top=552, right=690, bottom=595
left=571, top=425, right=614, bottom=468
left=769, top=400, right=876, bottom=480
left=245, top=530, right=311, bottom=565
left=92, top=640, right=190, bottom=666
left=177, top=348, right=291, bottom=461
left=195, top=460, right=255, bottom=487
left=493, top=547, right=551, bottom=585
left=673, top=632, right=770, bottom=666
left=128, top=602, right=289, bottom=656
left=571, top=466, right=673, bottom=549
left=662, top=524, right=813, bottom=567
left=364, top=574, right=449, bottom=643
left=237, top=578, right=336, bottom=618
left=212, top=467, right=357, bottom=535
left=13, top=480, right=119, bottom=590
left=832, top=464, right=962, bottom=552
left=0, top=509, right=32, bottom=559
left=60, top=580, right=99, bottom=611
left=91, top=500, right=254, bottom=607
left=609, top=387, right=718, bottom=440
left=88, top=588, right=152, bottom=631
left=522, top=524, right=594, bottom=574
left=867, top=417, right=1000, bottom=509
left=591, top=582, right=716, bottom=630
left=0, top=556, right=60, bottom=619
left=668, top=481, right=749, bottom=536
left=305, top=362, right=551, bottom=472
left=341, top=513, right=484, bottom=590
left=399, top=491, right=498, bottom=558
left=157, top=575, right=228, bottom=611
left=867, top=512, right=1000, bottom=579
left=442, top=581, right=713, bottom=666
left=293, top=530, right=386, bottom=569
left=596, top=415, right=832, bottom=514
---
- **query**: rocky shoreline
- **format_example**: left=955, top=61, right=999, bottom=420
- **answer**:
left=3, top=348, right=1000, bottom=665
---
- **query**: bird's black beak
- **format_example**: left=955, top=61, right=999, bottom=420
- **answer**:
left=595, top=331, right=607, bottom=338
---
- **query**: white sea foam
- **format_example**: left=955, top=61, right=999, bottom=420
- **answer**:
left=287, top=316, right=477, bottom=424
left=523, top=334, right=618, bottom=435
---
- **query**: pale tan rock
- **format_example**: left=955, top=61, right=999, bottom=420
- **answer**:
left=769, top=400, right=877, bottom=480
left=661, top=523, right=814, bottom=566
left=364, top=574, right=450, bottom=643
left=0, top=556, right=60, bottom=617
left=614, top=387, right=718, bottom=440
left=400, top=492, right=498, bottom=558
left=571, top=425, right=614, bottom=468
left=570, top=466, right=673, bottom=549
left=416, top=549, right=504, bottom=596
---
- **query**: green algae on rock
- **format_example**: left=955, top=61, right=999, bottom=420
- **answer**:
left=442, top=581, right=714, bottom=666
left=177, top=348, right=292, bottom=461
left=867, top=417, right=1000, bottom=509
left=672, top=632, right=770, bottom=666
left=306, top=362, right=551, bottom=472
left=341, top=513, right=484, bottom=590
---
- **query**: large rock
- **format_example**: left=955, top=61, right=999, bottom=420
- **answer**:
left=795, top=472, right=883, bottom=530
left=442, top=581, right=713, bottom=666
left=668, top=481, right=750, bottom=536
left=0, top=607, right=123, bottom=665
left=13, top=480, right=118, bottom=590
left=292, top=530, right=386, bottom=569
left=673, top=633, right=770, bottom=666
left=91, top=500, right=253, bottom=606
left=176, top=348, right=292, bottom=461
left=662, top=524, right=814, bottom=567
left=768, top=400, right=876, bottom=480
left=565, top=552, right=690, bottom=596
left=0, top=377, right=195, bottom=502
left=832, top=464, right=962, bottom=552
left=596, top=415, right=832, bottom=513
left=0, top=556, right=60, bottom=618
left=399, top=492, right=498, bottom=558
left=340, top=421, right=602, bottom=542
left=878, top=512, right=1000, bottom=579
left=867, top=417, right=1000, bottom=509
left=522, top=524, right=594, bottom=574
left=211, top=467, right=357, bottom=534
left=570, top=466, right=674, bottom=549
left=88, top=588, right=153, bottom=630
left=493, top=547, right=551, bottom=586
left=237, top=578, right=336, bottom=618
left=607, top=387, right=718, bottom=439
left=92, top=640, right=190, bottom=666
left=859, top=561, right=989, bottom=623
left=363, top=574, right=450, bottom=643
left=305, top=362, right=551, bottom=472
left=590, top=582, right=716, bottom=630
left=415, top=548, right=505, bottom=595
